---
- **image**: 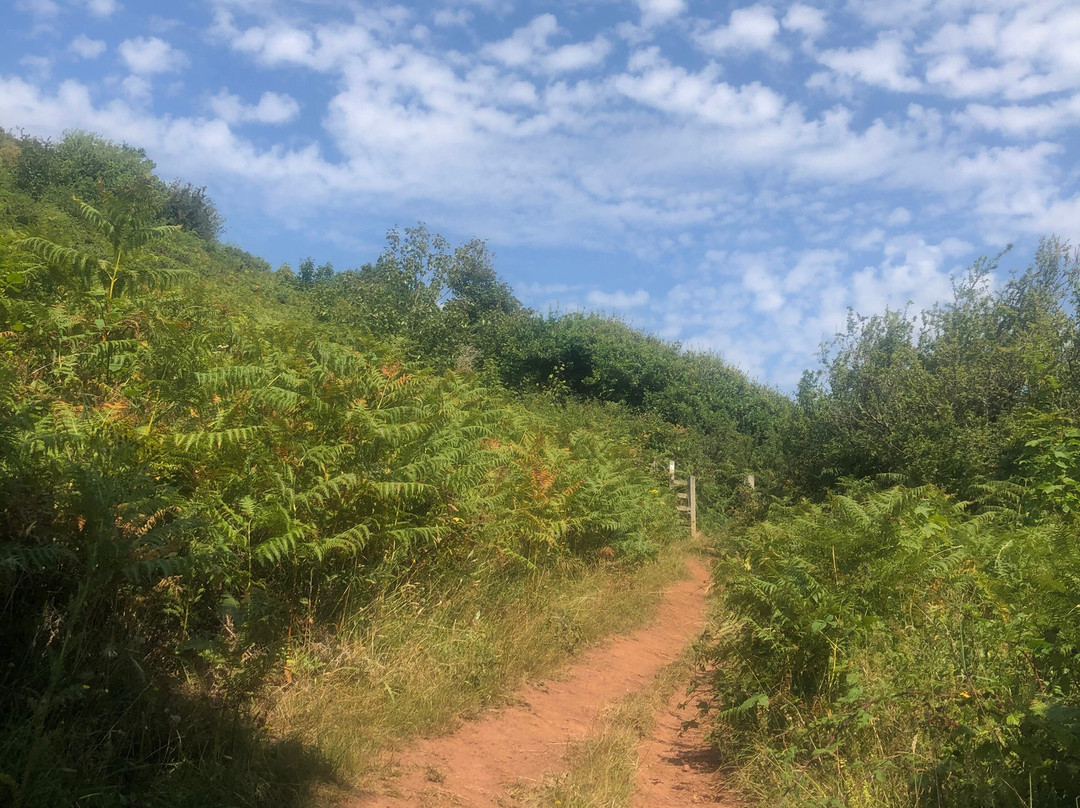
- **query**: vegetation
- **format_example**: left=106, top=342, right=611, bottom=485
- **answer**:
left=0, top=129, right=759, bottom=807
left=3, top=125, right=1077, bottom=808
left=704, top=242, right=1080, bottom=806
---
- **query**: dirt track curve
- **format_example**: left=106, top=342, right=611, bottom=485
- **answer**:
left=349, top=556, right=734, bottom=808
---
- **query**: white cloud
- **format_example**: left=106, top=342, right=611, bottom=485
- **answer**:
left=232, top=23, right=316, bottom=66
left=586, top=289, right=650, bottom=308
left=956, top=94, right=1080, bottom=137
left=816, top=36, right=921, bottom=93
left=924, top=54, right=1022, bottom=98
left=433, top=8, right=471, bottom=27
left=695, top=6, right=781, bottom=55
left=70, top=34, right=107, bottom=59
left=740, top=255, right=786, bottom=311
left=615, top=51, right=786, bottom=128
left=121, top=75, right=152, bottom=102
left=483, top=14, right=556, bottom=66
left=15, top=0, right=59, bottom=19
left=118, top=36, right=189, bottom=74
left=636, top=0, right=686, bottom=27
left=482, top=14, right=610, bottom=73
left=20, top=55, right=52, bottom=80
left=544, top=39, right=612, bottom=73
left=886, top=207, right=912, bottom=226
left=921, top=12, right=1001, bottom=54
left=209, top=89, right=300, bottom=124
left=783, top=4, right=827, bottom=38
left=849, top=235, right=969, bottom=316
left=920, top=3, right=1080, bottom=100
left=85, top=0, right=118, bottom=16
left=784, top=248, right=845, bottom=292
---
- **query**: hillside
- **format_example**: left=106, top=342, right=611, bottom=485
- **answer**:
left=0, top=130, right=781, bottom=807
left=3, top=128, right=1079, bottom=808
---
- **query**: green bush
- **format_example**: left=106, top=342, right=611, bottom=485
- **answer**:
left=705, top=482, right=1080, bottom=807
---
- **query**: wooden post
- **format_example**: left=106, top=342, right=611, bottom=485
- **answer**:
left=668, top=460, right=676, bottom=485
left=689, top=475, right=697, bottom=537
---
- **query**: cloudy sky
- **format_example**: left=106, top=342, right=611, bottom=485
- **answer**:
left=3, top=0, right=1079, bottom=387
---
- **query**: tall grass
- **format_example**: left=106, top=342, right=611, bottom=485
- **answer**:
left=276, top=542, right=693, bottom=794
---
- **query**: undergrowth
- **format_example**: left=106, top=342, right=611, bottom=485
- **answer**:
left=278, top=540, right=693, bottom=795
left=0, top=147, right=685, bottom=806
left=704, top=482, right=1080, bottom=807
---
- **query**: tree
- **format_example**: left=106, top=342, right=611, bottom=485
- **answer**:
left=162, top=180, right=225, bottom=241
left=444, top=239, right=520, bottom=325
left=11, top=135, right=58, bottom=200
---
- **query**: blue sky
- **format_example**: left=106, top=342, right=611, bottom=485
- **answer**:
left=3, top=0, right=1079, bottom=388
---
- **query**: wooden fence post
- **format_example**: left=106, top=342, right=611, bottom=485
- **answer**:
left=689, top=475, right=697, bottom=538
left=673, top=465, right=697, bottom=539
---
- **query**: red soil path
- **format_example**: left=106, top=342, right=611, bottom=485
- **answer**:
left=350, top=556, right=729, bottom=808
left=634, top=684, right=737, bottom=807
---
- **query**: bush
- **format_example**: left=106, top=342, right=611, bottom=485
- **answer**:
left=704, top=483, right=1080, bottom=807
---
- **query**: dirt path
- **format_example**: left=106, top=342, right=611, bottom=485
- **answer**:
left=350, top=557, right=716, bottom=808
left=634, top=683, right=737, bottom=807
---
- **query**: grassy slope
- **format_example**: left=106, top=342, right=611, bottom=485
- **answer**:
left=0, top=166, right=691, bottom=806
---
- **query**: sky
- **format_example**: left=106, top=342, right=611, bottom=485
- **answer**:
left=2, top=0, right=1079, bottom=389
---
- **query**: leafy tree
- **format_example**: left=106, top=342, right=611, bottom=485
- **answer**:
left=52, top=130, right=162, bottom=203
left=162, top=180, right=225, bottom=241
left=10, top=134, right=57, bottom=199
left=795, top=239, right=1080, bottom=493
left=444, top=238, right=520, bottom=325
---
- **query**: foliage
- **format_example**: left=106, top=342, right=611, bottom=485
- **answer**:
left=489, top=310, right=794, bottom=516
left=794, top=240, right=1080, bottom=494
left=9, top=129, right=162, bottom=205
left=0, top=152, right=685, bottom=806
left=704, top=482, right=1080, bottom=807
left=162, top=180, right=225, bottom=242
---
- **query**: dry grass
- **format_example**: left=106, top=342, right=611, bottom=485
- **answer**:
left=518, top=656, right=693, bottom=808
left=268, top=540, right=695, bottom=799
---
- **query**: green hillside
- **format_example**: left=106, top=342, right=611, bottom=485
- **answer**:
left=2, top=128, right=1078, bottom=808
left=0, top=130, right=783, bottom=807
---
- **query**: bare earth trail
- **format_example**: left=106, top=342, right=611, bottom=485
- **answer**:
left=634, top=685, right=736, bottom=807
left=350, top=557, right=733, bottom=808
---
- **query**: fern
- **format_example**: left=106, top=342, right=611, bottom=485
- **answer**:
left=0, top=542, right=76, bottom=571
left=174, top=426, right=262, bottom=451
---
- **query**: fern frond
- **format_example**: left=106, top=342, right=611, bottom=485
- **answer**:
left=174, top=426, right=262, bottom=451
left=0, top=542, right=76, bottom=571
left=17, top=237, right=103, bottom=274
left=73, top=197, right=117, bottom=242
left=311, top=523, right=372, bottom=560
left=122, top=555, right=194, bottom=585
